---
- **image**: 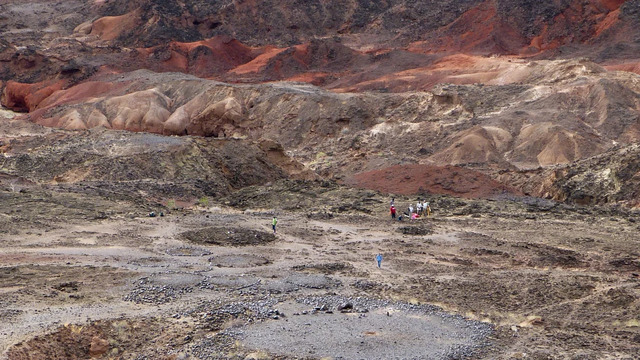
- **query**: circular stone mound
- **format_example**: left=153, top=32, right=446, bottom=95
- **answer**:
left=206, top=275, right=261, bottom=289
left=182, top=227, right=275, bottom=246
left=397, top=224, right=434, bottom=236
left=124, top=273, right=205, bottom=305
left=283, top=274, right=341, bottom=289
left=166, top=247, right=212, bottom=256
left=208, top=254, right=270, bottom=268
left=291, top=262, right=355, bottom=274
left=127, top=257, right=165, bottom=267
left=241, top=296, right=492, bottom=360
left=149, top=272, right=203, bottom=288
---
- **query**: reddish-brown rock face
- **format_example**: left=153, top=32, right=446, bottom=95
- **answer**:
left=2, top=0, right=639, bottom=87
left=2, top=80, right=66, bottom=112
left=345, top=164, right=522, bottom=199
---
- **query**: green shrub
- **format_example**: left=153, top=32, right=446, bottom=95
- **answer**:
left=166, top=199, right=176, bottom=209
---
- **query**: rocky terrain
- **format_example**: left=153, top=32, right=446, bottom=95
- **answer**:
left=1, top=138, right=639, bottom=358
left=1, top=0, right=640, bottom=359
left=1, top=0, right=639, bottom=206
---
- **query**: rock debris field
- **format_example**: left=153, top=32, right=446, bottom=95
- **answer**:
left=240, top=296, right=491, bottom=359
left=0, top=179, right=639, bottom=359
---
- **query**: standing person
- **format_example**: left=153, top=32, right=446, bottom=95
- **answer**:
left=425, top=202, right=431, bottom=217
left=417, top=200, right=422, bottom=215
left=272, top=216, right=278, bottom=234
left=390, top=205, right=396, bottom=220
left=376, top=254, right=383, bottom=268
left=409, top=205, right=414, bottom=214
left=390, top=197, right=395, bottom=207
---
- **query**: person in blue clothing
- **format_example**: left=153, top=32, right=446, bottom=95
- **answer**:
left=376, top=254, right=383, bottom=268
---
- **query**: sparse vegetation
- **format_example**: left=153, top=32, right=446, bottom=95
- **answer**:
left=198, top=196, right=209, bottom=208
left=166, top=199, right=176, bottom=209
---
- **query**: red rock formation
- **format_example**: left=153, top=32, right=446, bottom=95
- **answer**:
left=407, top=0, right=632, bottom=57
left=1, top=80, right=65, bottom=112
left=345, top=164, right=521, bottom=198
left=2, top=0, right=639, bottom=92
left=604, top=61, right=640, bottom=74
left=408, top=1, right=526, bottom=55
left=137, top=36, right=258, bottom=77
left=90, top=9, right=142, bottom=41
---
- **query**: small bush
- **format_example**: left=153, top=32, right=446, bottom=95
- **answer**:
left=166, top=199, right=176, bottom=209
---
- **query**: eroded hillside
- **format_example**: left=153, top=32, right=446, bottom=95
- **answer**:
left=1, top=0, right=639, bottom=205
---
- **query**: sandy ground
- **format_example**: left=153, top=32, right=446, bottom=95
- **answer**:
left=0, top=180, right=639, bottom=359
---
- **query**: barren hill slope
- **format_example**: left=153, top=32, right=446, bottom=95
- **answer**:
left=8, top=60, right=638, bottom=170
left=0, top=123, right=312, bottom=200
left=2, top=0, right=639, bottom=87
left=1, top=0, right=639, bottom=206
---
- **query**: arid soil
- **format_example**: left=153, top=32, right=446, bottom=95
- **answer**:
left=1, top=123, right=640, bottom=359
left=1, top=173, right=639, bottom=359
left=345, top=164, right=522, bottom=198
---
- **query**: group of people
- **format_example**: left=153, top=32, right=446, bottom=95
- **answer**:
left=389, top=197, right=431, bottom=220
left=270, top=198, right=430, bottom=271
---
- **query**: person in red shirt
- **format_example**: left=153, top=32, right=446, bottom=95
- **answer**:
left=390, top=205, right=396, bottom=219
